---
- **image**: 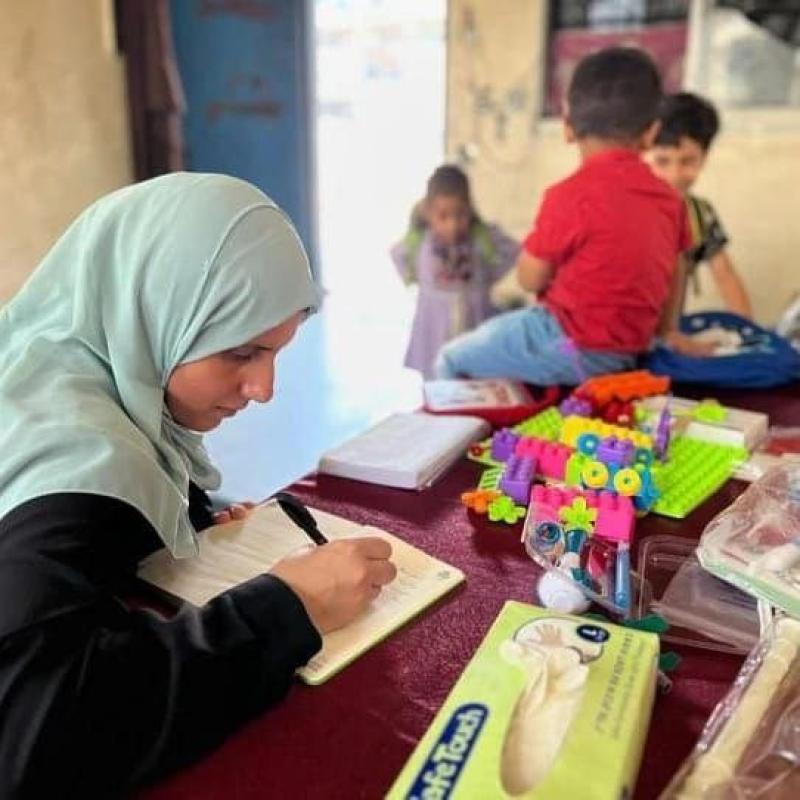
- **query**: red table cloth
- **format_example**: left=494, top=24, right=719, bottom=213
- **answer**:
left=141, top=384, right=800, bottom=799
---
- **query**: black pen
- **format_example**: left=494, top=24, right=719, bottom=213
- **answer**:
left=274, top=492, right=329, bottom=546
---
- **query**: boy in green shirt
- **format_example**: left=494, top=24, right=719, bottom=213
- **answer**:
left=649, top=92, right=752, bottom=319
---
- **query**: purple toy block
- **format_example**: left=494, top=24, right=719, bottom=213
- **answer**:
left=559, top=395, right=593, bottom=417
left=515, top=436, right=571, bottom=481
left=655, top=406, right=671, bottom=460
left=596, top=436, right=635, bottom=467
left=491, top=428, right=519, bottom=462
left=499, top=454, right=536, bottom=505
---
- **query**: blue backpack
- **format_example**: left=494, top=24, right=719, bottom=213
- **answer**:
left=646, top=312, right=800, bottom=388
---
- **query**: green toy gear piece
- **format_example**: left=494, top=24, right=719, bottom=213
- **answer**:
left=487, top=495, right=526, bottom=524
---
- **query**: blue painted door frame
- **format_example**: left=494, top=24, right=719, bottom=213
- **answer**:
left=170, top=0, right=317, bottom=266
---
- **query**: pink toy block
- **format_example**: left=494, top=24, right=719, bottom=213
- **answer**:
left=593, top=491, right=637, bottom=543
left=527, top=485, right=635, bottom=544
left=514, top=436, right=571, bottom=481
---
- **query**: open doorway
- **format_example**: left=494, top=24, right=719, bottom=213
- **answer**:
left=204, top=1, right=448, bottom=501
left=314, top=0, right=447, bottom=359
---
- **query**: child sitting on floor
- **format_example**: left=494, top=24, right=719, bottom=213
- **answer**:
left=390, top=165, right=519, bottom=379
left=649, top=92, right=753, bottom=318
left=436, top=47, right=703, bottom=385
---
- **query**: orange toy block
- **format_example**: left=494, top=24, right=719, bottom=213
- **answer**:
left=577, top=370, right=670, bottom=406
left=461, top=489, right=501, bottom=514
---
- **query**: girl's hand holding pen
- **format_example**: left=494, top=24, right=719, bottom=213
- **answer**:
left=270, top=538, right=397, bottom=634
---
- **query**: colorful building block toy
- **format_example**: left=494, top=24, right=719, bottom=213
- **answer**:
left=513, top=436, right=572, bottom=481
left=499, top=454, right=536, bottom=504
left=577, top=370, right=670, bottom=406
left=559, top=395, right=593, bottom=417
left=652, top=436, right=747, bottom=518
left=565, top=452, right=659, bottom=512
left=477, top=466, right=502, bottom=492
left=527, top=484, right=635, bottom=544
left=514, top=407, right=563, bottom=442
left=638, top=395, right=768, bottom=451
left=460, top=489, right=501, bottom=514
left=693, top=398, right=727, bottom=424
left=490, top=428, right=519, bottom=462
left=654, top=405, right=671, bottom=460
left=467, top=407, right=565, bottom=467
left=560, top=415, right=652, bottom=450
left=600, top=399, right=635, bottom=427
left=596, top=436, right=636, bottom=467
left=488, top=495, right=526, bottom=524
left=576, top=433, right=653, bottom=468
left=559, top=496, right=597, bottom=534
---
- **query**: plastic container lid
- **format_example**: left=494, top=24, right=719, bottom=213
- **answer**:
left=637, top=535, right=759, bottom=655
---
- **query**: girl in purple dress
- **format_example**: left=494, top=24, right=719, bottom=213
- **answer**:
left=390, top=165, right=519, bottom=378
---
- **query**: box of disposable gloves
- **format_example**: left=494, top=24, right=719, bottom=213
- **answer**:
left=387, top=601, right=659, bottom=800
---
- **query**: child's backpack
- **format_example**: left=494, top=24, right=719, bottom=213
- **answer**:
left=645, top=311, right=800, bottom=388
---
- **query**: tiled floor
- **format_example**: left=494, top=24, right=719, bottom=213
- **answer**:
left=206, top=294, right=422, bottom=504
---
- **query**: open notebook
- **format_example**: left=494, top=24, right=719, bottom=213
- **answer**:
left=138, top=502, right=465, bottom=684
left=317, top=412, right=490, bottom=490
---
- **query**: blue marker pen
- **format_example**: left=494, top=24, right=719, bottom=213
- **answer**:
left=614, top=542, right=631, bottom=613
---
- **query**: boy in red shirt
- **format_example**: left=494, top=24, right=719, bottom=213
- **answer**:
left=436, top=47, right=702, bottom=384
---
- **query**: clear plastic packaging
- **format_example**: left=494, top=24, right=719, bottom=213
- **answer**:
left=522, top=506, right=645, bottom=618
left=735, top=427, right=800, bottom=482
left=662, top=616, right=800, bottom=799
left=636, top=535, right=759, bottom=655
left=698, top=463, right=800, bottom=618
left=763, top=426, right=800, bottom=457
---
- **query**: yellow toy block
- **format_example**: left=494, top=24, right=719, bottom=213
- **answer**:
left=559, top=415, right=652, bottom=450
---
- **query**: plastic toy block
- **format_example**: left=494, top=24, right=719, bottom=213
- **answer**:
left=596, top=437, right=635, bottom=467
left=559, top=395, right=593, bottom=417
left=467, top=407, right=564, bottom=468
left=461, top=489, right=501, bottom=514
left=600, top=399, right=635, bottom=427
left=466, top=439, right=500, bottom=467
left=477, top=466, right=503, bottom=491
left=564, top=452, right=659, bottom=511
left=467, top=440, right=491, bottom=461
left=514, top=407, right=563, bottom=442
left=652, top=436, right=747, bottom=519
left=694, top=399, right=727, bottom=423
left=560, top=415, right=652, bottom=450
left=528, top=484, right=635, bottom=543
left=638, top=395, right=768, bottom=451
left=499, top=455, right=536, bottom=505
left=635, top=470, right=660, bottom=512
left=654, top=406, right=671, bottom=460
left=491, top=428, right=519, bottom=462
left=565, top=452, right=587, bottom=487
left=488, top=495, right=526, bottom=524
left=577, top=370, right=670, bottom=406
left=513, top=436, right=572, bottom=481
left=558, top=496, right=597, bottom=534
left=593, top=492, right=637, bottom=542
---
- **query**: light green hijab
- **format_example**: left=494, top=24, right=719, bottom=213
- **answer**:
left=0, top=173, right=320, bottom=557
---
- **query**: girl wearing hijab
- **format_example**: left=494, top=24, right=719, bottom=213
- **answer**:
left=0, top=173, right=396, bottom=797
